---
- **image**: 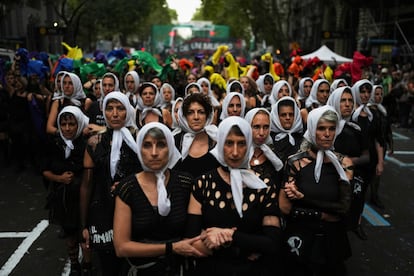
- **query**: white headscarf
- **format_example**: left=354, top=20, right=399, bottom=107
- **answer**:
left=256, top=73, right=274, bottom=93
left=210, top=116, right=267, bottom=218
left=220, top=92, right=246, bottom=120
left=244, top=108, right=283, bottom=171
left=159, top=83, right=175, bottom=108
left=305, top=79, right=330, bottom=108
left=197, top=77, right=221, bottom=107
left=136, top=122, right=181, bottom=216
left=270, top=96, right=303, bottom=145
left=330, top=78, right=348, bottom=93
left=57, top=72, right=86, bottom=106
left=103, top=91, right=138, bottom=179
left=256, top=73, right=274, bottom=106
left=184, top=82, right=202, bottom=97
left=351, top=79, right=373, bottom=122
left=171, top=97, right=183, bottom=130
left=52, top=70, right=68, bottom=100
left=303, top=105, right=349, bottom=184
left=175, top=95, right=217, bottom=159
left=124, top=71, right=140, bottom=106
left=57, top=106, right=89, bottom=159
left=369, top=85, right=387, bottom=116
left=297, top=77, right=313, bottom=100
left=99, top=72, right=120, bottom=108
left=327, top=86, right=360, bottom=132
left=270, top=80, right=293, bottom=105
left=136, top=82, right=163, bottom=125
left=226, top=80, right=245, bottom=96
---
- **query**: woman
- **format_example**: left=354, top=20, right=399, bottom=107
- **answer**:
left=113, top=122, right=204, bottom=275
left=197, top=77, right=220, bottom=125
left=327, top=86, right=370, bottom=239
left=270, top=80, right=293, bottom=105
left=171, top=97, right=183, bottom=130
left=279, top=105, right=353, bottom=276
left=43, top=106, right=91, bottom=275
left=136, top=82, right=172, bottom=128
left=219, top=92, right=246, bottom=121
left=368, top=85, right=393, bottom=209
left=244, top=108, right=284, bottom=190
left=256, top=73, right=274, bottom=108
left=297, top=77, right=313, bottom=109
left=185, top=116, right=281, bottom=276
left=226, top=80, right=245, bottom=95
left=173, top=93, right=220, bottom=178
left=7, top=75, right=32, bottom=169
left=80, top=92, right=142, bottom=276
left=86, top=72, right=120, bottom=129
left=46, top=72, right=89, bottom=136
left=160, top=82, right=175, bottom=114
left=351, top=79, right=385, bottom=239
left=51, top=70, right=67, bottom=100
left=330, top=78, right=348, bottom=93
left=240, top=75, right=260, bottom=109
left=197, top=77, right=221, bottom=108
left=270, top=96, right=303, bottom=163
left=124, top=70, right=140, bottom=107
left=301, top=79, right=330, bottom=128
left=184, top=82, right=202, bottom=97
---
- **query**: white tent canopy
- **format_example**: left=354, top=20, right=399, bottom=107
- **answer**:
left=300, top=45, right=352, bottom=65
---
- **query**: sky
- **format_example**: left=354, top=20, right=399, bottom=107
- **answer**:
left=166, top=0, right=201, bottom=23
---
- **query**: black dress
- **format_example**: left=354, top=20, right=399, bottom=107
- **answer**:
left=187, top=168, right=280, bottom=276
left=251, top=158, right=283, bottom=191
left=282, top=152, right=351, bottom=276
left=335, top=123, right=368, bottom=229
left=270, top=131, right=303, bottom=164
left=173, top=132, right=220, bottom=179
left=43, top=135, right=86, bottom=234
left=113, top=170, right=193, bottom=276
left=86, top=128, right=142, bottom=251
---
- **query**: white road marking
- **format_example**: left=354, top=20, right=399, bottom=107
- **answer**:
left=0, top=220, right=49, bottom=276
left=392, top=132, right=410, bottom=140
left=0, top=232, right=31, bottom=238
left=61, top=258, right=71, bottom=276
left=61, top=245, right=83, bottom=276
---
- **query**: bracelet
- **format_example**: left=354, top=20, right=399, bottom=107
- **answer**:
left=166, top=242, right=173, bottom=256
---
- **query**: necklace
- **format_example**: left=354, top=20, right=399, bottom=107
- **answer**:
left=252, top=150, right=264, bottom=165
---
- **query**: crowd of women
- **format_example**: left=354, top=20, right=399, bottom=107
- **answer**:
left=0, top=46, right=401, bottom=276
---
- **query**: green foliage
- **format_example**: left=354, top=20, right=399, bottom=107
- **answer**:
left=44, top=0, right=174, bottom=50
left=198, top=0, right=291, bottom=52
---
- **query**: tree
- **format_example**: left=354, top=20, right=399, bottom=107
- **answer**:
left=198, top=0, right=291, bottom=54
left=43, top=0, right=91, bottom=45
left=43, top=0, right=174, bottom=51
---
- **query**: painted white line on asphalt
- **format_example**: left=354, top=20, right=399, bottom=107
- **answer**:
left=0, top=232, right=31, bottom=238
left=0, top=220, right=49, bottom=276
left=392, top=132, right=410, bottom=140
left=61, top=258, right=71, bottom=276
left=391, top=151, right=414, bottom=155
left=61, top=245, right=82, bottom=276
left=385, top=155, right=414, bottom=167
left=362, top=204, right=391, bottom=226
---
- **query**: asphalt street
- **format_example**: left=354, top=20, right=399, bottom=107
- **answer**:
left=0, top=127, right=414, bottom=275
